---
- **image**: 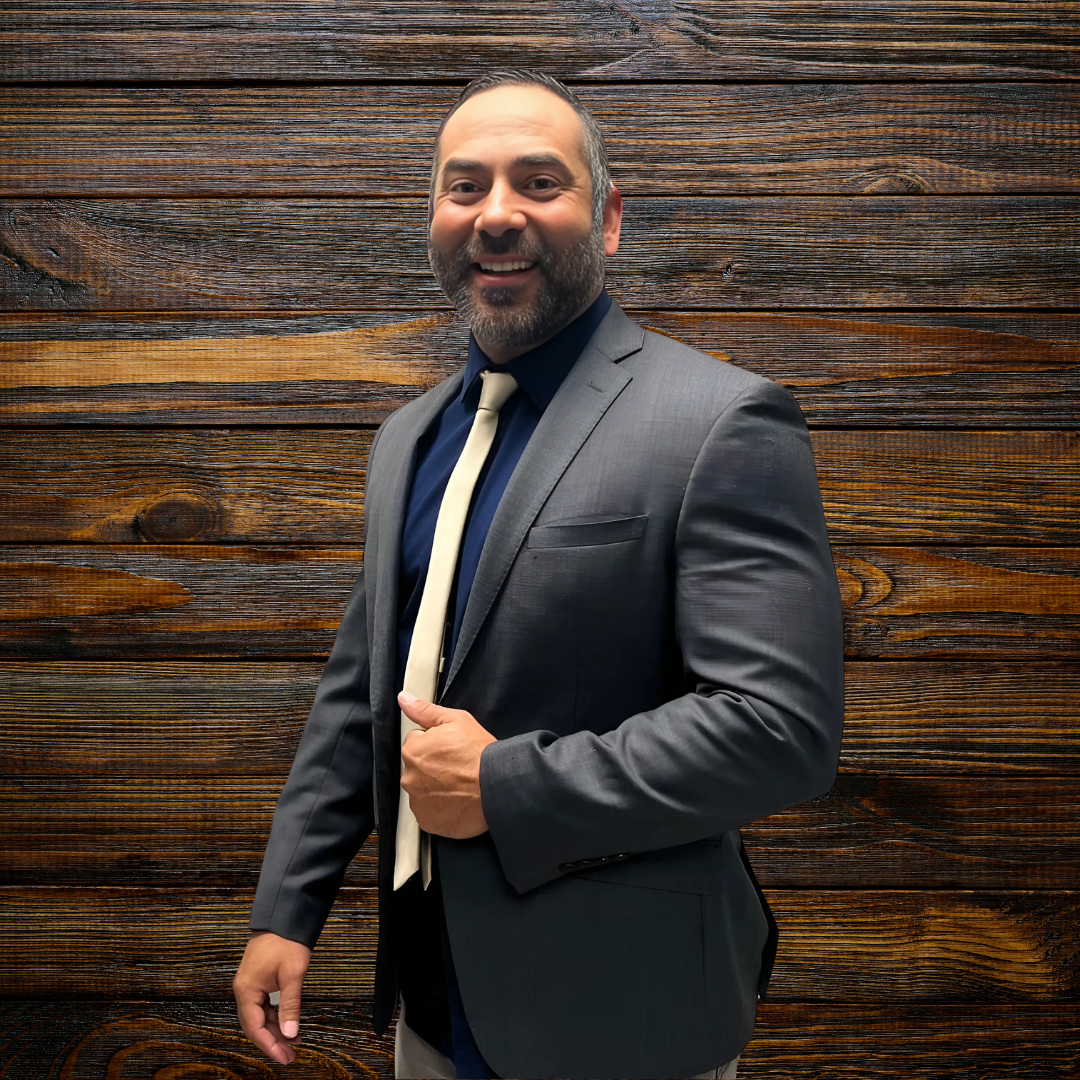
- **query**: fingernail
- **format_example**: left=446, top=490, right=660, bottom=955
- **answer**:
left=282, top=1020, right=299, bottom=1039
left=398, top=690, right=417, bottom=705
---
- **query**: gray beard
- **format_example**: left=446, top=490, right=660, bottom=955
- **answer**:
left=427, top=226, right=607, bottom=353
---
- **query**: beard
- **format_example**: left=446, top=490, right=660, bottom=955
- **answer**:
left=427, top=224, right=607, bottom=354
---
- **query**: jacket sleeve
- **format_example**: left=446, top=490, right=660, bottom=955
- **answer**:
left=479, top=376, right=845, bottom=895
left=247, top=570, right=376, bottom=947
left=247, top=418, right=389, bottom=947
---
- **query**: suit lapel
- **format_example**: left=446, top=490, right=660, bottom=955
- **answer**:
left=440, top=302, right=645, bottom=697
left=367, top=368, right=465, bottom=721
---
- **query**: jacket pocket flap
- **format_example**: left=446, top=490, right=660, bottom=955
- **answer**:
left=527, top=514, right=648, bottom=550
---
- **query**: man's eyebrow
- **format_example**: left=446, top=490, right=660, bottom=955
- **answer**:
left=441, top=158, right=484, bottom=174
left=440, top=154, right=573, bottom=174
left=509, top=154, right=572, bottom=171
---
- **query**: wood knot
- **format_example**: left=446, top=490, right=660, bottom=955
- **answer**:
left=134, top=493, right=222, bottom=542
left=861, top=171, right=930, bottom=195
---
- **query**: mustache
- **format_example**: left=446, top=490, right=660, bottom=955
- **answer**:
left=461, top=232, right=546, bottom=263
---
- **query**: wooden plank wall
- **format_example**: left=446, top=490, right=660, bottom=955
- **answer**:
left=1, top=3, right=1079, bottom=1076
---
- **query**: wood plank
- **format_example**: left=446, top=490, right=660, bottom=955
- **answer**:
left=837, top=546, right=1080, bottom=659
left=2, top=2, right=1078, bottom=81
left=1, top=775, right=1076, bottom=890
left=0, top=1000, right=395, bottom=1079
left=0, top=1000, right=1076, bottom=1080
left=0, top=661, right=322, bottom=776
left=0, top=430, right=372, bottom=544
left=811, top=431, right=1080, bottom=544
left=0, top=545, right=363, bottom=658
left=4, top=84, right=1079, bottom=197
left=2, top=429, right=1078, bottom=545
left=2, top=545, right=1080, bottom=659
left=745, top=1003, right=1080, bottom=1078
left=841, top=662, right=1080, bottom=775
left=2, top=661, right=1076, bottom=777
left=1, top=887, right=1075, bottom=1001
left=744, top=775, right=1080, bottom=890
left=3, top=311, right=1078, bottom=427
left=2, top=198, right=1077, bottom=311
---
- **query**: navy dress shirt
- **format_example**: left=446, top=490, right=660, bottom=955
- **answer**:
left=391, top=289, right=612, bottom=1080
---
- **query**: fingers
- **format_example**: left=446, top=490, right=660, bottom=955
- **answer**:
left=276, top=972, right=304, bottom=1042
left=236, top=987, right=296, bottom=1065
left=398, top=691, right=446, bottom=727
left=233, top=932, right=311, bottom=1067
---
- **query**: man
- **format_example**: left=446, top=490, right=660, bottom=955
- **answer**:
left=233, top=69, right=845, bottom=1080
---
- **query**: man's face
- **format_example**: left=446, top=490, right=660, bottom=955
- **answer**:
left=428, top=84, right=622, bottom=362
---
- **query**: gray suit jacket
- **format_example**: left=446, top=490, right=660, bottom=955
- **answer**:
left=250, top=299, right=845, bottom=1079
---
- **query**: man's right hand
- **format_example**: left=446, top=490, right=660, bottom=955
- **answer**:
left=233, top=930, right=312, bottom=1066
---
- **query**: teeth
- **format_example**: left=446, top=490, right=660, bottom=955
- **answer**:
left=478, top=261, right=534, bottom=272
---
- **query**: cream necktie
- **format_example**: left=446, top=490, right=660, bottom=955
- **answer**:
left=394, top=368, right=519, bottom=891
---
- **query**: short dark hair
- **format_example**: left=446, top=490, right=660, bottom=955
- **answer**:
left=428, top=68, right=614, bottom=228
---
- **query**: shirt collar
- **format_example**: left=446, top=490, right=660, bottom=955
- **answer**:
left=460, top=288, right=612, bottom=412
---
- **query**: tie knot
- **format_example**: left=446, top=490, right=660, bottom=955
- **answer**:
left=478, top=369, right=519, bottom=413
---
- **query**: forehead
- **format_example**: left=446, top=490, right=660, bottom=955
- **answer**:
left=437, top=84, right=586, bottom=170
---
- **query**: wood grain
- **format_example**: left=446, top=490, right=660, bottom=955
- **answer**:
left=0, top=999, right=394, bottom=1080
left=0, top=545, right=363, bottom=658
left=0, top=430, right=372, bottom=544
left=3, top=198, right=1077, bottom=310
left=745, top=1003, right=1080, bottom=1078
left=1, top=887, right=1076, bottom=1001
left=836, top=546, right=1080, bottom=659
left=841, top=662, right=1080, bottom=775
left=3, top=545, right=1080, bottom=658
left=2, top=661, right=1076, bottom=777
left=0, top=774, right=1076, bottom=890
left=3, top=311, right=1078, bottom=427
left=4, top=84, right=1079, bottom=197
left=0, top=1000, right=1077, bottom=1079
left=3, top=2, right=1078, bottom=81
left=2, top=429, right=1077, bottom=545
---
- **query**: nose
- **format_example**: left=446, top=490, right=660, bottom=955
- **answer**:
left=475, top=175, right=527, bottom=237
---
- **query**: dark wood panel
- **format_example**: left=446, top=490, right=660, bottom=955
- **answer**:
left=3, top=198, right=1077, bottom=311
left=811, top=432, right=1080, bottom=544
left=0, top=430, right=372, bottom=544
left=841, top=662, right=1080, bottom=775
left=0, top=545, right=363, bottom=658
left=1, top=775, right=1076, bottom=890
left=1, top=887, right=1075, bottom=1001
left=4, top=84, right=1078, bottom=197
left=745, top=775, right=1080, bottom=890
left=0, top=1000, right=1077, bottom=1080
left=2, top=545, right=1080, bottom=658
left=3, top=311, right=1078, bottom=427
left=0, top=999, right=395, bottom=1080
left=3, top=429, right=1077, bottom=545
left=745, top=1003, right=1080, bottom=1078
left=3, top=2, right=1078, bottom=81
left=0, top=310, right=462, bottom=425
left=836, top=546, right=1080, bottom=659
left=3, top=661, right=1076, bottom=777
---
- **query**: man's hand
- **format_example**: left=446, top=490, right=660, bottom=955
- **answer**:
left=233, top=930, right=311, bottom=1066
left=399, top=691, right=496, bottom=838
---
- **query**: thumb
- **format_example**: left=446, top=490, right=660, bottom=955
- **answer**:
left=399, top=690, right=451, bottom=728
left=276, top=970, right=304, bottom=1040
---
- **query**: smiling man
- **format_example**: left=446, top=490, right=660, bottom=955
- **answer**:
left=232, top=70, right=845, bottom=1080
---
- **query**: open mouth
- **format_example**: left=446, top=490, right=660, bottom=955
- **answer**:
left=472, top=260, right=538, bottom=284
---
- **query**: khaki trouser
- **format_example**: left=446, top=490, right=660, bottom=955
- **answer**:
left=394, top=996, right=740, bottom=1080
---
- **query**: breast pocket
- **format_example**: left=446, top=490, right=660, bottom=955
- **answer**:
left=526, top=513, right=648, bottom=550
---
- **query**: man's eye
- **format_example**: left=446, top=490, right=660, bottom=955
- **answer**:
left=452, top=182, right=480, bottom=194
left=529, top=178, right=557, bottom=190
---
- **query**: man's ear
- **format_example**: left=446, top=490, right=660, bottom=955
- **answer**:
left=603, top=187, right=623, bottom=257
